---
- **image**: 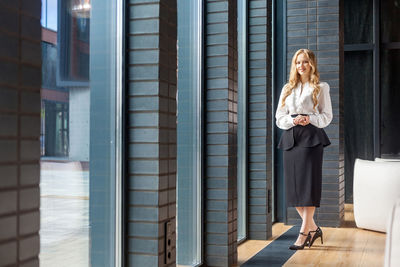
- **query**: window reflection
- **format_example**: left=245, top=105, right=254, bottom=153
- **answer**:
left=40, top=0, right=120, bottom=266
left=344, top=51, right=374, bottom=202
left=344, top=0, right=373, bottom=44
left=59, top=0, right=90, bottom=83
left=40, top=1, right=91, bottom=265
left=381, top=0, right=400, bottom=43
left=380, top=49, right=400, bottom=157
left=41, top=0, right=58, bottom=31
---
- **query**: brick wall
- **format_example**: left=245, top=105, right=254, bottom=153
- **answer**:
left=0, top=0, right=41, bottom=266
left=126, top=0, right=177, bottom=266
left=285, top=0, right=344, bottom=227
left=247, top=0, right=273, bottom=240
left=204, top=0, right=238, bottom=266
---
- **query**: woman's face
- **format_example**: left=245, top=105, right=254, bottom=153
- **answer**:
left=296, top=53, right=311, bottom=78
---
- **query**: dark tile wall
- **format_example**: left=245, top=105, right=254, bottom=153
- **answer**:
left=247, top=0, right=273, bottom=240
left=126, top=0, right=177, bottom=266
left=204, top=0, right=238, bottom=266
left=286, top=0, right=344, bottom=227
left=0, top=1, right=41, bottom=266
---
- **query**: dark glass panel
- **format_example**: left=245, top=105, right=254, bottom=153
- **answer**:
left=380, top=49, right=400, bottom=157
left=344, top=51, right=374, bottom=202
left=58, top=0, right=90, bottom=83
left=344, top=0, right=373, bottom=44
left=42, top=43, right=68, bottom=92
left=42, top=42, right=58, bottom=89
left=43, top=100, right=69, bottom=157
left=381, top=0, right=400, bottom=43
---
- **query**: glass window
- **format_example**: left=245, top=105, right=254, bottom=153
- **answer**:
left=176, top=0, right=203, bottom=265
left=42, top=42, right=63, bottom=90
left=41, top=0, right=58, bottom=31
left=237, top=0, right=247, bottom=242
left=344, top=0, right=373, bottom=44
left=47, top=0, right=58, bottom=31
left=41, top=0, right=47, bottom=27
left=58, top=0, right=90, bottom=85
left=344, top=50, right=374, bottom=202
left=381, top=0, right=400, bottom=43
left=380, top=49, right=400, bottom=157
left=40, top=0, right=123, bottom=266
left=42, top=100, right=69, bottom=157
left=41, top=42, right=70, bottom=158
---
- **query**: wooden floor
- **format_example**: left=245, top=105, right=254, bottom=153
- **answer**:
left=237, top=204, right=386, bottom=266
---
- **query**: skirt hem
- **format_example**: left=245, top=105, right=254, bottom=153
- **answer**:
left=286, top=203, right=321, bottom=208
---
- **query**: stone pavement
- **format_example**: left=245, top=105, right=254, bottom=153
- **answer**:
left=39, top=161, right=89, bottom=267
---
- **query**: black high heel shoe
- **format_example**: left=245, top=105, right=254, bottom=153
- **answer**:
left=289, top=232, right=311, bottom=250
left=308, top=226, right=323, bottom=247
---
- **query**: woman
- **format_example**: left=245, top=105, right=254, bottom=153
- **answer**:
left=275, top=49, right=333, bottom=250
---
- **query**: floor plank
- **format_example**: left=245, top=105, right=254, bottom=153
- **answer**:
left=236, top=223, right=292, bottom=266
left=238, top=204, right=386, bottom=267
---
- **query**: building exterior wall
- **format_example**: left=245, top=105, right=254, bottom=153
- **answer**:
left=126, top=0, right=177, bottom=266
left=285, top=0, right=344, bottom=227
left=69, top=87, right=90, bottom=161
left=0, top=0, right=42, bottom=266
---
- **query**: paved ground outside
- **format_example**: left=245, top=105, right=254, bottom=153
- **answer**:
left=40, top=161, right=89, bottom=267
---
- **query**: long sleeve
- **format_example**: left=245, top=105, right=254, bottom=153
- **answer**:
left=308, top=82, right=333, bottom=128
left=275, top=86, right=295, bottom=130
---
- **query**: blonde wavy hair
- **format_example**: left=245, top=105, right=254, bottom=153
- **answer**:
left=281, top=49, right=321, bottom=110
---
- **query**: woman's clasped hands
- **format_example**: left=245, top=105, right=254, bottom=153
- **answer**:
left=293, top=115, right=310, bottom=126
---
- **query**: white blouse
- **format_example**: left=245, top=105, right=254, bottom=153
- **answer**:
left=275, top=81, right=333, bottom=130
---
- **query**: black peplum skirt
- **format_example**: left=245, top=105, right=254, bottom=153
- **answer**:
left=278, top=123, right=331, bottom=207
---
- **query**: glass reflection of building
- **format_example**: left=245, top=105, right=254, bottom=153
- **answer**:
left=40, top=0, right=120, bottom=266
left=41, top=0, right=90, bottom=160
left=41, top=0, right=68, bottom=157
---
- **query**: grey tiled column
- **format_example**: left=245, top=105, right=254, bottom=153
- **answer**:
left=204, top=0, right=238, bottom=266
left=0, top=0, right=41, bottom=266
left=247, top=0, right=273, bottom=240
left=127, top=1, right=177, bottom=266
left=286, top=0, right=344, bottom=227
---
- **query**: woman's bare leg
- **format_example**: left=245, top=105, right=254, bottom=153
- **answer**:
left=304, top=206, right=318, bottom=239
left=304, top=207, right=318, bottom=228
left=296, top=207, right=304, bottom=220
left=294, top=206, right=307, bottom=245
left=294, top=206, right=318, bottom=246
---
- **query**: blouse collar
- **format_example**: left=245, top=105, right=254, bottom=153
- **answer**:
left=299, top=81, right=309, bottom=87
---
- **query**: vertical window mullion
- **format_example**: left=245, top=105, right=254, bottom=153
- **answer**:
left=237, top=0, right=248, bottom=242
left=115, top=0, right=124, bottom=265
left=373, top=0, right=380, bottom=157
